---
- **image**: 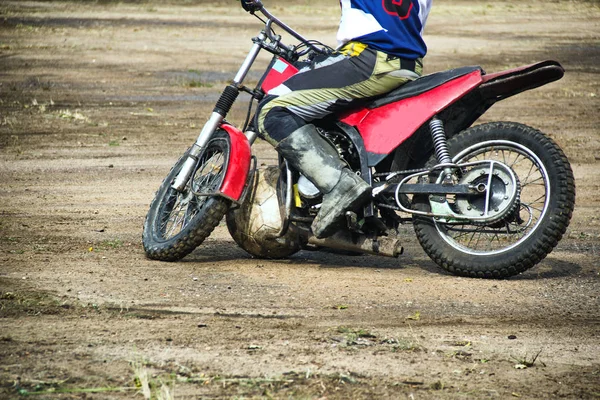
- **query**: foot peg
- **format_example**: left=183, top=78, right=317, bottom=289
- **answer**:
left=345, top=211, right=362, bottom=232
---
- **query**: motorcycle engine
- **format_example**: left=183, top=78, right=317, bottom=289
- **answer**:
left=319, top=128, right=361, bottom=171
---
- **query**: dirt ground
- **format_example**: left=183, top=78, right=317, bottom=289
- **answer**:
left=1, top=1, right=599, bottom=398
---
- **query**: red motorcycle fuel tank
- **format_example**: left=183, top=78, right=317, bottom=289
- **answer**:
left=260, top=57, right=299, bottom=94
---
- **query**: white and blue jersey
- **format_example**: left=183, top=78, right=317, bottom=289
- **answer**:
left=337, top=0, right=432, bottom=60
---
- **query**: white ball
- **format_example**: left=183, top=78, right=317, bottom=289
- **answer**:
left=227, top=166, right=302, bottom=258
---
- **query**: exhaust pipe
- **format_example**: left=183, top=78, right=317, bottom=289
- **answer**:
left=308, top=231, right=403, bottom=258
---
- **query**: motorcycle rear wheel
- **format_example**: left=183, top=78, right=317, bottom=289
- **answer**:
left=413, top=122, right=575, bottom=278
left=143, top=131, right=231, bottom=261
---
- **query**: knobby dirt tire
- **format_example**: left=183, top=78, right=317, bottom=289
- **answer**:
left=143, top=132, right=232, bottom=261
left=413, top=122, right=575, bottom=278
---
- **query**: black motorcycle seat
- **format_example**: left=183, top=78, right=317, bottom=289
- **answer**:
left=366, top=66, right=483, bottom=109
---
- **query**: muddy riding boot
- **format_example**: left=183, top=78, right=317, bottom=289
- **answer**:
left=275, top=124, right=372, bottom=239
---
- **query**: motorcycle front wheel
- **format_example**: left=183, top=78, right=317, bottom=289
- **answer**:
left=412, top=122, right=575, bottom=278
left=143, top=131, right=231, bottom=261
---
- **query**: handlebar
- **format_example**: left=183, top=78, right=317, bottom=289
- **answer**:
left=241, top=0, right=328, bottom=56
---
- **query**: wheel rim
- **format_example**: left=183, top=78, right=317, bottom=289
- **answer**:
left=157, top=140, right=228, bottom=241
left=435, top=140, right=550, bottom=255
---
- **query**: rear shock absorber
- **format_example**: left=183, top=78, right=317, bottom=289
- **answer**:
left=429, top=117, right=451, bottom=164
left=429, top=117, right=454, bottom=183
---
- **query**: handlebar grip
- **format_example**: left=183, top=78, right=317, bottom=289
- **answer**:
left=241, top=0, right=262, bottom=13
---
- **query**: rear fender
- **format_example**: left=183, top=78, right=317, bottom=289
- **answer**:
left=478, top=60, right=564, bottom=102
left=434, top=60, right=565, bottom=147
left=219, top=123, right=251, bottom=202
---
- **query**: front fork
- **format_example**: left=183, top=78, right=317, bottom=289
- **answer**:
left=171, top=34, right=265, bottom=192
left=171, top=112, right=225, bottom=191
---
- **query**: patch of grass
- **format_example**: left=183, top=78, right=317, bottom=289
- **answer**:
left=445, top=340, right=473, bottom=359
left=180, top=371, right=357, bottom=393
left=132, top=359, right=174, bottom=400
left=56, top=109, right=89, bottom=123
left=336, top=326, right=376, bottom=346
left=0, top=290, right=74, bottom=317
left=446, top=349, right=472, bottom=360
left=89, top=239, right=125, bottom=252
left=405, top=310, right=421, bottom=320
left=17, top=357, right=174, bottom=398
left=187, top=80, right=213, bottom=88
left=512, top=349, right=545, bottom=369
left=132, top=360, right=152, bottom=399
left=30, top=98, right=54, bottom=114
left=448, top=340, right=471, bottom=347
left=390, top=338, right=424, bottom=353
left=14, top=23, right=39, bottom=33
left=173, top=369, right=458, bottom=398
left=16, top=385, right=137, bottom=396
left=1, top=115, right=18, bottom=127
left=99, top=239, right=124, bottom=249
left=337, top=326, right=375, bottom=338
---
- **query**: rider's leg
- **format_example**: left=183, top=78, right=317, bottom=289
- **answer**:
left=257, top=44, right=421, bottom=238
left=275, top=123, right=372, bottom=238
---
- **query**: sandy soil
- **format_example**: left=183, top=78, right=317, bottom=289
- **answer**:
left=1, top=1, right=599, bottom=398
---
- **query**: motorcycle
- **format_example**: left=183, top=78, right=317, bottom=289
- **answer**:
left=142, top=0, right=575, bottom=279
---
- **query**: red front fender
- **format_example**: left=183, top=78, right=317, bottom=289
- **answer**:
left=219, top=123, right=251, bottom=202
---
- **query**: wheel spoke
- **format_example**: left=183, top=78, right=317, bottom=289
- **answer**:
left=435, top=141, right=550, bottom=255
left=466, top=230, right=478, bottom=247
left=156, top=146, right=227, bottom=241
left=166, top=209, right=185, bottom=238
left=521, top=175, right=544, bottom=187
left=526, top=193, right=547, bottom=205
left=159, top=191, right=190, bottom=239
